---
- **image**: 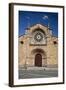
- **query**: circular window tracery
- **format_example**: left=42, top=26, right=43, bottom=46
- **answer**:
left=34, top=29, right=46, bottom=42
left=34, top=32, right=43, bottom=42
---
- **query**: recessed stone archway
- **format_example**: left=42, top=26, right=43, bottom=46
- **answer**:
left=31, top=48, right=47, bottom=67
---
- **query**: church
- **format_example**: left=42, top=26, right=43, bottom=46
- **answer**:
left=18, top=24, right=58, bottom=69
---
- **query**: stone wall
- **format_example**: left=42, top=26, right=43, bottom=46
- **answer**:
left=18, top=24, right=58, bottom=68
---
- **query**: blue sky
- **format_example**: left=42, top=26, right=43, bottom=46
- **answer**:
left=19, top=11, right=58, bottom=37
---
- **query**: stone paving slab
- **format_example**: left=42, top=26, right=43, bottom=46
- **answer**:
left=19, top=69, right=58, bottom=79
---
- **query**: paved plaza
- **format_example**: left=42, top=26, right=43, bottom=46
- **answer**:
left=19, top=67, right=58, bottom=79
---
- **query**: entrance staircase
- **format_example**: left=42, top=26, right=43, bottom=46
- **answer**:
left=19, top=66, right=57, bottom=70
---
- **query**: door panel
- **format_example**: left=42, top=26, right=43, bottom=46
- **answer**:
left=35, top=54, right=42, bottom=67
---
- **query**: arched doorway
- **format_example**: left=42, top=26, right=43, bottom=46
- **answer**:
left=35, top=53, right=42, bottom=67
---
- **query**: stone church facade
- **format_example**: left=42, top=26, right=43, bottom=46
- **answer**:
left=18, top=24, right=58, bottom=68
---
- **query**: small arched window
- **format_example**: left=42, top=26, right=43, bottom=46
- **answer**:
left=20, top=41, right=24, bottom=44
left=53, top=41, right=57, bottom=45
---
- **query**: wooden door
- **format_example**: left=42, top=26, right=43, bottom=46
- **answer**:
left=35, top=54, right=42, bottom=67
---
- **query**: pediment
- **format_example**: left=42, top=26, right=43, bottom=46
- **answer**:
left=30, top=24, right=47, bottom=30
left=29, top=24, right=48, bottom=35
